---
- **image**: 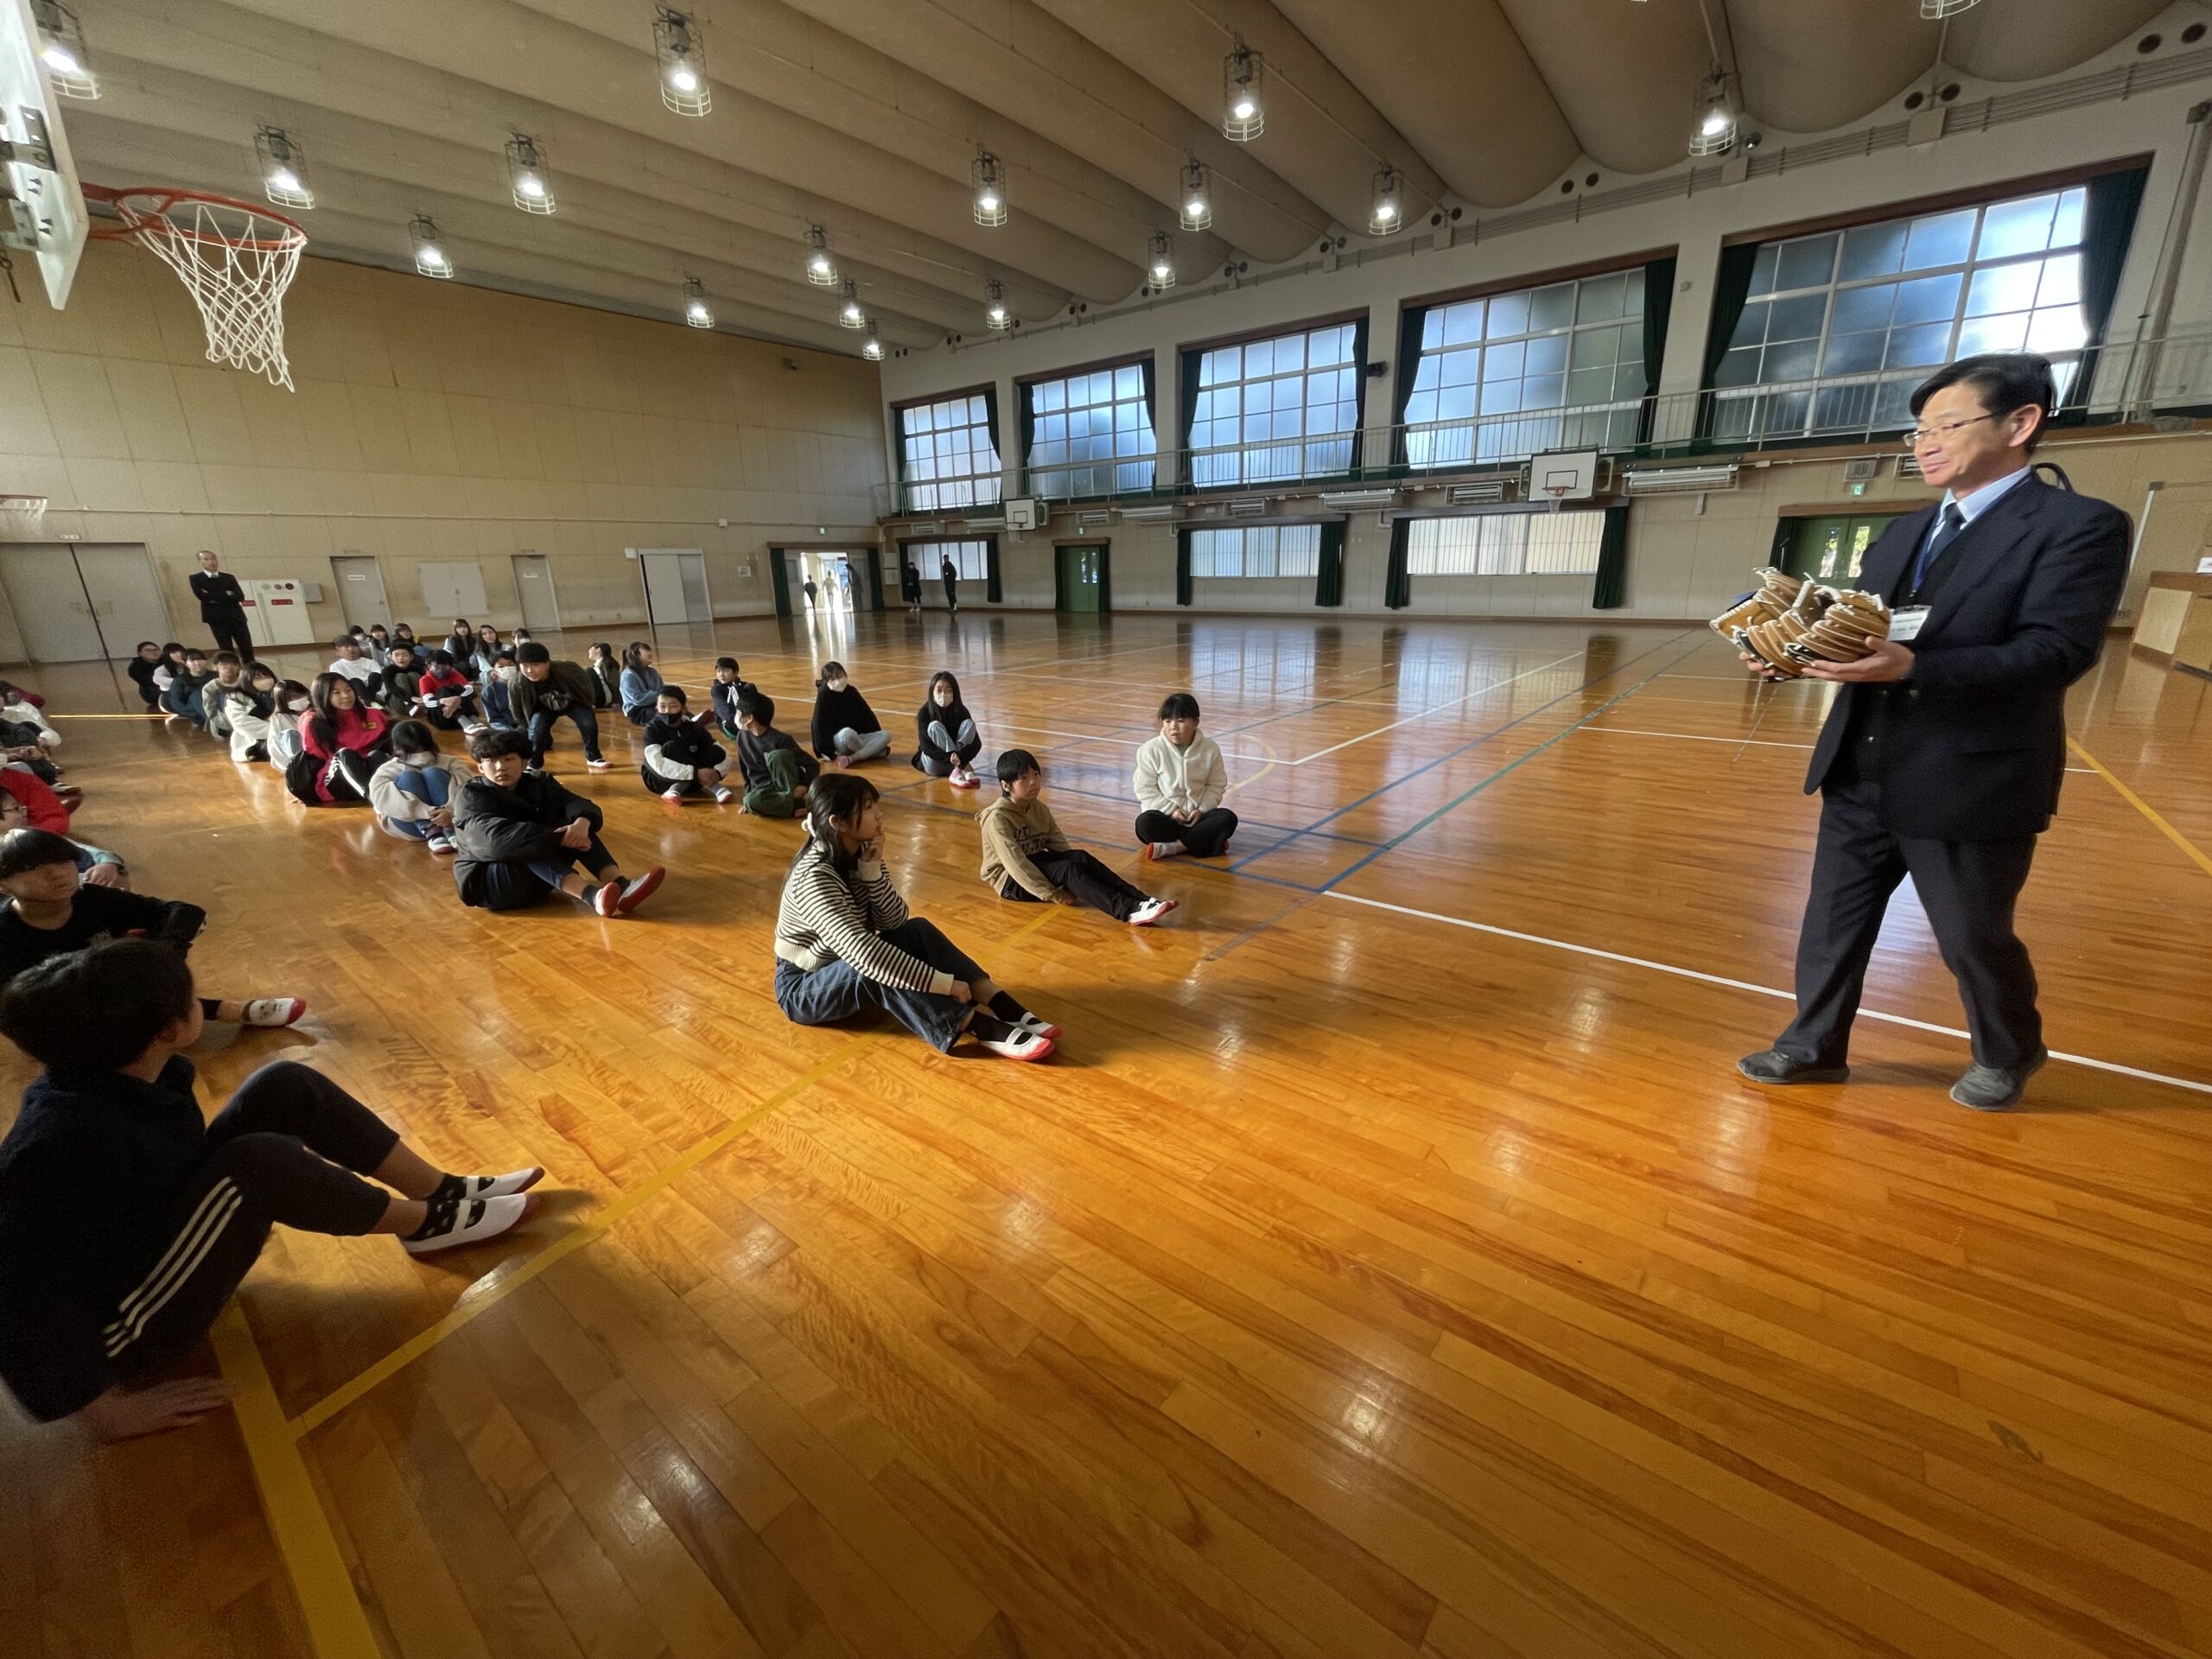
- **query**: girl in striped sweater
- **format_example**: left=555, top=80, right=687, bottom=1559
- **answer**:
left=772, top=773, right=1057, bottom=1060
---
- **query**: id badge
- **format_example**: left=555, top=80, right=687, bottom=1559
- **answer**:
left=1889, top=605, right=1930, bottom=643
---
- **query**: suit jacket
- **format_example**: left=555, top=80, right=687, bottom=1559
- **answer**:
left=1805, top=471, right=2128, bottom=841
left=188, top=569, right=246, bottom=622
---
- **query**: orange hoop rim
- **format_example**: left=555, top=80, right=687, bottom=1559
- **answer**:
left=82, top=182, right=308, bottom=252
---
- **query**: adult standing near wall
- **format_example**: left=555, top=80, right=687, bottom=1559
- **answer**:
left=189, top=550, right=252, bottom=662
left=940, top=553, right=958, bottom=613
left=1736, top=353, right=2130, bottom=1111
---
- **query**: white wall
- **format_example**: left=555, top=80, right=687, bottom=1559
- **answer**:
left=880, top=22, right=2212, bottom=622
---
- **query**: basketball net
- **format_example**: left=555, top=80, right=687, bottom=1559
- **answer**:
left=88, top=187, right=307, bottom=391
left=0, top=494, right=48, bottom=535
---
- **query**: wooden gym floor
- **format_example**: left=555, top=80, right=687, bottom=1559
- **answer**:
left=3, top=606, right=2210, bottom=1659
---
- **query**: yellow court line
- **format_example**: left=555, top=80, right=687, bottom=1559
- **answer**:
left=210, top=1305, right=384, bottom=1659
left=2069, top=736, right=2212, bottom=880
left=1226, top=735, right=1279, bottom=795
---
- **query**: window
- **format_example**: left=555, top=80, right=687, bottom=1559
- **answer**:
left=1187, top=321, right=1362, bottom=487
left=1406, top=512, right=1605, bottom=576
left=897, top=392, right=1001, bottom=512
left=1026, top=362, right=1156, bottom=499
left=1189, top=524, right=1322, bottom=580
left=908, top=539, right=989, bottom=581
left=1713, top=186, right=2090, bottom=442
left=1403, top=269, right=1647, bottom=468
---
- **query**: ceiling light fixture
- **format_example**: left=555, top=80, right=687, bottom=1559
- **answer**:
left=30, top=1, right=95, bottom=99
left=837, top=278, right=865, bottom=327
left=410, top=215, right=453, bottom=279
left=1368, top=164, right=1404, bottom=235
left=653, top=7, right=710, bottom=117
left=972, top=148, right=1007, bottom=227
left=1688, top=71, right=1738, bottom=156
left=505, top=133, right=556, bottom=214
left=1919, top=0, right=1981, bottom=16
left=1223, top=36, right=1264, bottom=141
left=254, top=126, right=313, bottom=210
left=1179, top=156, right=1212, bottom=231
left=861, top=321, right=883, bottom=361
left=804, top=224, right=837, bottom=287
left=1147, top=231, right=1176, bottom=289
left=683, top=276, right=713, bottom=328
left=985, top=278, right=1011, bottom=330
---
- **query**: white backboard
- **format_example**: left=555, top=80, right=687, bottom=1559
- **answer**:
left=1530, top=449, right=1599, bottom=503
left=0, top=0, right=86, bottom=307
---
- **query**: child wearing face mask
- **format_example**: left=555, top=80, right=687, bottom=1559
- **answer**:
left=481, top=650, right=521, bottom=730
left=213, top=663, right=280, bottom=765
left=368, top=721, right=477, bottom=855
left=267, top=681, right=313, bottom=774
left=911, top=671, right=982, bottom=787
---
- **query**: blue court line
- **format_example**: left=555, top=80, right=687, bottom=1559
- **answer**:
left=1314, top=636, right=1712, bottom=893
left=1229, top=630, right=1697, bottom=874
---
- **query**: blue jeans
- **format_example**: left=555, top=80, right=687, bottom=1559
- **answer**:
left=471, top=835, right=613, bottom=911
left=773, top=918, right=982, bottom=1052
left=527, top=704, right=602, bottom=766
left=382, top=766, right=452, bottom=840
left=162, top=680, right=207, bottom=725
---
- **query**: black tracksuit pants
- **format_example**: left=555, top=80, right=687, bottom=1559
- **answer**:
left=1774, top=774, right=2041, bottom=1071
left=1000, top=849, right=1149, bottom=922
left=103, top=1062, right=396, bottom=1382
left=1135, top=807, right=1239, bottom=859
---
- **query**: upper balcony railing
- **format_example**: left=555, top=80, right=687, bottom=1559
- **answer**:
left=875, top=330, right=2212, bottom=521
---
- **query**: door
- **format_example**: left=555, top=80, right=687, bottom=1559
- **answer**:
left=677, top=553, right=711, bottom=622
left=0, top=546, right=107, bottom=661
left=1778, top=514, right=1903, bottom=582
left=512, top=554, right=561, bottom=631
left=73, top=546, right=174, bottom=655
left=418, top=561, right=489, bottom=618
left=1056, top=544, right=1106, bottom=613
left=330, top=555, right=390, bottom=631
left=639, top=551, right=691, bottom=626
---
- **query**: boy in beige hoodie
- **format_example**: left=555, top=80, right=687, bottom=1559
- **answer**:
left=980, top=751, right=1175, bottom=927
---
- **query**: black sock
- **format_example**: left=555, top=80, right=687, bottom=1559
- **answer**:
left=988, top=990, right=1028, bottom=1022
left=969, top=1011, right=1016, bottom=1043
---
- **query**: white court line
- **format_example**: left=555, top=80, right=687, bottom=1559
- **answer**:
left=1287, top=650, right=1588, bottom=766
left=1324, top=890, right=2212, bottom=1099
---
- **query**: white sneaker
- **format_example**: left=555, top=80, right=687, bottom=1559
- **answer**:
left=240, top=997, right=307, bottom=1027
left=713, top=785, right=735, bottom=804
left=461, top=719, right=487, bottom=734
left=426, top=834, right=456, bottom=855
left=402, top=1192, right=537, bottom=1255
left=662, top=784, right=687, bottom=801
left=1129, top=897, right=1178, bottom=927
left=1014, top=1010, right=1062, bottom=1040
left=972, top=1014, right=1056, bottom=1061
left=585, top=757, right=612, bottom=772
left=452, top=1167, right=544, bottom=1199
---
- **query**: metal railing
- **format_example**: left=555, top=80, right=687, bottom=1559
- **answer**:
left=876, top=329, right=2212, bottom=522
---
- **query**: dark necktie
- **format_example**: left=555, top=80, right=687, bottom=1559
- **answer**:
left=1909, top=502, right=1965, bottom=596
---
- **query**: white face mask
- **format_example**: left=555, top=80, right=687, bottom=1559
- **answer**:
left=287, top=696, right=310, bottom=712
left=400, top=750, right=437, bottom=767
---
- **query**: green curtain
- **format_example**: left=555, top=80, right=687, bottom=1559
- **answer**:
left=1637, top=254, right=1677, bottom=444
left=985, top=535, right=1002, bottom=604
left=1175, top=529, right=1193, bottom=607
left=1694, top=243, right=1761, bottom=440
left=981, top=385, right=1003, bottom=480
left=1314, top=518, right=1346, bottom=607
left=1016, top=379, right=1039, bottom=497
left=1346, top=315, right=1372, bottom=478
left=768, top=546, right=792, bottom=618
left=1383, top=518, right=1411, bottom=611
left=1177, top=347, right=1204, bottom=489
left=1592, top=505, right=1630, bottom=610
left=2070, top=165, right=2151, bottom=416
left=1391, top=303, right=1427, bottom=471
left=1139, top=353, right=1160, bottom=496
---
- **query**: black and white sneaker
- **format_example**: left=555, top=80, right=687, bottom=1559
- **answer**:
left=402, top=1191, right=537, bottom=1255
left=443, top=1168, right=544, bottom=1201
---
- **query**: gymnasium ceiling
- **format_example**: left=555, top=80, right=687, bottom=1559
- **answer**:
left=57, top=0, right=2176, bottom=357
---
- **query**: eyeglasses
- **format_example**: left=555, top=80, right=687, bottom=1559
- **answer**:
left=1907, top=413, right=2002, bottom=446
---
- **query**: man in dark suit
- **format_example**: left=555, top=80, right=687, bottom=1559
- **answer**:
left=188, top=550, right=253, bottom=661
left=1738, top=353, right=2129, bottom=1109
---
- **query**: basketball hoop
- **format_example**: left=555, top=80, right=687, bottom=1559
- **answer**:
left=84, top=184, right=307, bottom=391
left=1541, top=482, right=1571, bottom=511
left=0, top=494, right=48, bottom=533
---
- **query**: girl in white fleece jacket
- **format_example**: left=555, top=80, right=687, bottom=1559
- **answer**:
left=1132, top=692, right=1238, bottom=860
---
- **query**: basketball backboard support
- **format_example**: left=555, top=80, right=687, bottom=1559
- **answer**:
left=1530, top=449, right=1599, bottom=504
left=0, top=0, right=86, bottom=307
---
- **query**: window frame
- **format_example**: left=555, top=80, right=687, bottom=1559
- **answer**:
left=1018, top=353, right=1159, bottom=503
left=891, top=385, right=1002, bottom=513
left=1178, top=310, right=1370, bottom=492
left=902, top=537, right=992, bottom=582
left=1401, top=508, right=1608, bottom=578
left=1185, top=522, right=1326, bottom=582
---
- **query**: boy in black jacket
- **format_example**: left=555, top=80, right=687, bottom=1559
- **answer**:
left=0, top=939, right=544, bottom=1435
left=509, top=642, right=610, bottom=772
left=708, top=656, right=760, bottom=738
left=640, top=685, right=736, bottom=804
left=161, top=648, right=219, bottom=726
left=808, top=660, right=892, bottom=767
left=126, top=640, right=164, bottom=709
left=451, top=728, right=664, bottom=916
left=0, top=829, right=305, bottom=1028
left=731, top=691, right=818, bottom=817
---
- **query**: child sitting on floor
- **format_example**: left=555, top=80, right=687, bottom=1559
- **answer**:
left=732, top=692, right=818, bottom=818
left=481, top=650, right=521, bottom=730
left=127, top=641, right=164, bottom=709
left=0, top=939, right=542, bottom=1435
left=288, top=673, right=391, bottom=806
left=810, top=660, right=891, bottom=767
left=0, top=792, right=125, bottom=886
left=416, top=650, right=486, bottom=733
left=618, top=642, right=664, bottom=727
left=583, top=642, right=620, bottom=709
left=450, top=729, right=664, bottom=918
left=0, top=830, right=304, bottom=1028
left=911, top=671, right=982, bottom=787
left=1133, top=692, right=1238, bottom=861
left=375, top=640, right=425, bottom=721
left=212, top=661, right=279, bottom=764
left=709, top=657, right=759, bottom=738
left=981, top=750, right=1175, bottom=927
left=161, top=648, right=217, bottom=726
left=369, top=721, right=476, bottom=855
left=267, top=679, right=312, bottom=773
left=641, top=686, right=736, bottom=804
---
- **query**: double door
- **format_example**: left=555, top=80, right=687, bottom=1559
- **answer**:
left=2, top=543, right=174, bottom=662
left=1055, top=543, right=1109, bottom=613
left=1777, top=514, right=1904, bottom=584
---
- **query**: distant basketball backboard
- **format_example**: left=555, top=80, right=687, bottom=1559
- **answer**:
left=0, top=0, right=87, bottom=307
left=1530, top=449, right=1599, bottom=504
